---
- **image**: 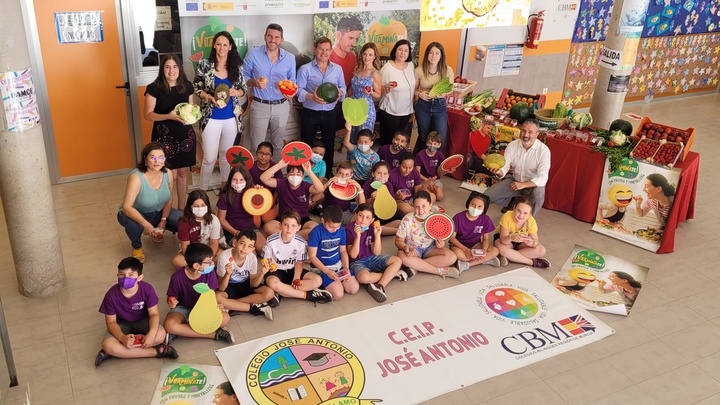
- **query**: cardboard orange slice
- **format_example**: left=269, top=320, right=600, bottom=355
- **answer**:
left=226, top=145, right=254, bottom=169
left=242, top=188, right=274, bottom=216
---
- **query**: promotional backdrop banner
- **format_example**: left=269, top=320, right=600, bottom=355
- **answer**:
left=420, top=0, right=530, bottom=31
left=593, top=157, right=680, bottom=252
left=216, top=267, right=614, bottom=404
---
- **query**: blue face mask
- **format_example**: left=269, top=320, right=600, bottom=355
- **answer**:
left=200, top=265, right=215, bottom=275
left=118, top=277, right=138, bottom=289
left=427, top=146, right=437, bottom=153
left=311, top=153, right=323, bottom=163
left=358, top=222, right=369, bottom=231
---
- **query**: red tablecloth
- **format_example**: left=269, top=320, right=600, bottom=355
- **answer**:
left=543, top=137, right=699, bottom=254
left=445, top=108, right=472, bottom=181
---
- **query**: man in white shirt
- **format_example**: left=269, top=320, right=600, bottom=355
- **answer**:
left=485, top=119, right=551, bottom=215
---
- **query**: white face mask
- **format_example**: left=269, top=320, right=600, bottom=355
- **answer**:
left=231, top=182, right=246, bottom=192
left=192, top=206, right=208, bottom=217
left=358, top=144, right=371, bottom=152
left=288, top=175, right=303, bottom=187
left=375, top=175, right=388, bottom=184
left=468, top=207, right=482, bottom=217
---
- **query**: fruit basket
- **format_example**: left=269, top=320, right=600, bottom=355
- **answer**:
left=496, top=88, right=546, bottom=110
left=650, top=141, right=684, bottom=168
left=451, top=80, right=477, bottom=97
left=634, top=118, right=694, bottom=161
left=629, top=138, right=661, bottom=161
left=534, top=108, right=567, bottom=129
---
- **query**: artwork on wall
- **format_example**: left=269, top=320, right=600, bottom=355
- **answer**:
left=562, top=33, right=720, bottom=106
left=572, top=0, right=613, bottom=42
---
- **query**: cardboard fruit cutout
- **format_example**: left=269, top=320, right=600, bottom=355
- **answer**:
left=188, top=283, right=223, bottom=334
left=225, top=145, right=254, bottom=169
left=242, top=187, right=274, bottom=216
left=281, top=141, right=312, bottom=165
left=424, top=213, right=455, bottom=240
left=373, top=185, right=397, bottom=220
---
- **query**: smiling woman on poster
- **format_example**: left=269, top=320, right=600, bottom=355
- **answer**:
left=597, top=271, right=642, bottom=308
left=212, top=381, right=240, bottom=405
left=634, top=173, right=675, bottom=229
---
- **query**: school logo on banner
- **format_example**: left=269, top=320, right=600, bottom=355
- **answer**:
left=246, top=337, right=379, bottom=404
left=477, top=284, right=548, bottom=325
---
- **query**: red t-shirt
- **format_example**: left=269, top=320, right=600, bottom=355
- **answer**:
left=330, top=49, right=356, bottom=87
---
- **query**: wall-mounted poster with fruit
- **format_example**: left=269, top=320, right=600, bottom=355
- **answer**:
left=150, top=363, right=232, bottom=404
left=314, top=11, right=421, bottom=65
left=552, top=244, right=649, bottom=316
left=592, top=157, right=680, bottom=252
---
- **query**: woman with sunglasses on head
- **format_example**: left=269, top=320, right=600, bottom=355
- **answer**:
left=117, top=142, right=182, bottom=263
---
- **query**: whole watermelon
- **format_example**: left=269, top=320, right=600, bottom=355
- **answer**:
left=316, top=83, right=339, bottom=103
left=509, top=102, right=532, bottom=123
left=609, top=119, right=633, bottom=136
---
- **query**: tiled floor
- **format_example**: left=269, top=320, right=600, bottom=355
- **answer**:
left=0, top=93, right=718, bottom=404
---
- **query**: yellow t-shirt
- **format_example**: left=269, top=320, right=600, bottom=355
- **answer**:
left=414, top=66, right=455, bottom=94
left=497, top=211, right=538, bottom=236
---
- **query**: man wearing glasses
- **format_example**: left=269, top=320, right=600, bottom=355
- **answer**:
left=484, top=119, right=551, bottom=215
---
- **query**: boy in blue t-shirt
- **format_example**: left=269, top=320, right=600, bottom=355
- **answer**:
left=343, top=125, right=380, bottom=182
left=307, top=205, right=359, bottom=301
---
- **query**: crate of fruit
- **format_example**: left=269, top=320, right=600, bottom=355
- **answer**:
left=451, top=76, right=477, bottom=97
left=629, top=138, right=661, bottom=162
left=650, top=141, right=684, bottom=168
left=634, top=118, right=694, bottom=161
left=496, top=88, right=546, bottom=110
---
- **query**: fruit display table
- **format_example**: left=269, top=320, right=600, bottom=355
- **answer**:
left=544, top=136, right=699, bottom=254
left=445, top=108, right=471, bottom=181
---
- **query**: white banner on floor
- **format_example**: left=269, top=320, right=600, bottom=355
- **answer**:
left=216, top=267, right=614, bottom=404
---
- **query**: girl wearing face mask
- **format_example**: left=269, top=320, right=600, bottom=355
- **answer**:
left=449, top=192, right=501, bottom=272
left=361, top=161, right=401, bottom=234
left=395, top=190, right=459, bottom=279
left=250, top=142, right=282, bottom=226
left=217, top=165, right=267, bottom=254
left=260, top=160, right=325, bottom=240
left=172, top=190, right=222, bottom=269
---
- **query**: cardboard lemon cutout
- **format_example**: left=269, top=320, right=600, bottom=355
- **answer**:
left=242, top=187, right=274, bottom=216
left=188, top=283, right=223, bottom=334
left=373, top=185, right=397, bottom=220
left=225, top=145, right=254, bottom=169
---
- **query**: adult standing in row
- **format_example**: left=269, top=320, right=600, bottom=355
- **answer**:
left=347, top=43, right=382, bottom=145
left=244, top=24, right=296, bottom=162
left=331, top=16, right=364, bottom=133
left=144, top=54, right=196, bottom=210
left=378, top=40, right=415, bottom=146
left=297, top=37, right=346, bottom=171
left=414, top=42, right=453, bottom=148
left=193, top=31, right=247, bottom=191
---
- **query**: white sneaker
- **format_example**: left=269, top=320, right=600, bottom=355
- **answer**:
left=485, top=257, right=502, bottom=267
left=438, top=267, right=460, bottom=279
left=458, top=261, right=470, bottom=273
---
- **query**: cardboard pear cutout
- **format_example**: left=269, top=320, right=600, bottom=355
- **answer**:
left=188, top=283, right=223, bottom=334
left=373, top=184, right=397, bottom=220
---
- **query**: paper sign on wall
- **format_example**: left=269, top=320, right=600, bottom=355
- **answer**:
left=483, top=44, right=523, bottom=77
left=599, top=45, right=622, bottom=70
left=54, top=11, right=104, bottom=44
left=155, top=6, right=172, bottom=31
left=0, top=68, right=41, bottom=132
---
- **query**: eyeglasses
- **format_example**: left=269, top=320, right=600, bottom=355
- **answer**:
left=201, top=260, right=214, bottom=265
left=148, top=156, right=166, bottom=162
left=257, top=152, right=272, bottom=157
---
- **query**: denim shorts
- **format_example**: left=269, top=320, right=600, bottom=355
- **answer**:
left=169, top=304, right=191, bottom=320
left=413, top=244, right=435, bottom=258
left=350, top=254, right=392, bottom=274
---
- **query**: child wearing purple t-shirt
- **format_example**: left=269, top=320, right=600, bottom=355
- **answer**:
left=389, top=152, right=434, bottom=215
left=347, top=204, right=403, bottom=303
left=449, top=192, right=502, bottom=272
left=261, top=160, right=324, bottom=240
left=95, top=257, right=177, bottom=367
left=163, top=243, right=234, bottom=344
left=322, top=160, right=365, bottom=226
left=217, top=165, right=265, bottom=254
left=415, top=131, right=456, bottom=202
left=250, top=141, right=283, bottom=224
left=362, top=161, right=401, bottom=235
left=377, top=132, right=409, bottom=168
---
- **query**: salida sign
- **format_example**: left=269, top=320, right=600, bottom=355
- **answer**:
left=599, top=46, right=622, bottom=70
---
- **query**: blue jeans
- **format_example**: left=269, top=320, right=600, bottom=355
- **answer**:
left=117, top=208, right=181, bottom=249
left=415, top=98, right=448, bottom=146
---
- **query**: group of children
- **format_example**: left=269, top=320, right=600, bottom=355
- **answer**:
left=96, top=131, right=551, bottom=366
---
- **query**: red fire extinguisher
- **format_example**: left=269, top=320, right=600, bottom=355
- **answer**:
left=526, top=10, right=545, bottom=49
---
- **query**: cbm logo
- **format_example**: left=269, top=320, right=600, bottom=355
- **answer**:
left=319, top=1, right=330, bottom=7
left=186, top=3, right=199, bottom=11
left=501, top=315, right=596, bottom=355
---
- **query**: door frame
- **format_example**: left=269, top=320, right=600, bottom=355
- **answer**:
left=20, top=0, right=139, bottom=184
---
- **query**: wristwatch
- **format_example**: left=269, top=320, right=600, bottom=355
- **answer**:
left=161, top=217, right=167, bottom=221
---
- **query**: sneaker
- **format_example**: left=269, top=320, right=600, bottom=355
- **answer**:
left=214, top=328, right=235, bottom=343
left=307, top=289, right=333, bottom=304
left=438, top=267, right=460, bottom=279
left=457, top=260, right=470, bottom=273
left=165, top=333, right=178, bottom=345
left=250, top=303, right=274, bottom=321
left=367, top=283, right=388, bottom=303
left=267, top=293, right=281, bottom=308
left=498, top=255, right=509, bottom=267
left=394, top=268, right=409, bottom=281
left=228, top=310, right=242, bottom=317
left=132, top=248, right=145, bottom=263
left=485, top=257, right=502, bottom=267
left=155, top=343, right=179, bottom=359
left=94, top=349, right=111, bottom=367
left=531, top=257, right=552, bottom=269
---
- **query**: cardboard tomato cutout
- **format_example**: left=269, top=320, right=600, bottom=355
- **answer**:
left=281, top=141, right=312, bottom=165
left=225, top=145, right=254, bottom=169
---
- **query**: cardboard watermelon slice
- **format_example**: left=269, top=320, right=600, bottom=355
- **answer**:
left=424, top=213, right=454, bottom=240
left=281, top=141, right=312, bottom=165
left=328, top=182, right=359, bottom=201
left=242, top=187, right=274, bottom=216
left=225, top=145, right=254, bottom=169
left=440, top=154, right=464, bottom=172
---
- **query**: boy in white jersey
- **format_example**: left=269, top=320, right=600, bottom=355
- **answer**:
left=262, top=210, right=333, bottom=306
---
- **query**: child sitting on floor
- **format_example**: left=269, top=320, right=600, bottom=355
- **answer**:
left=448, top=191, right=501, bottom=272
left=378, top=131, right=409, bottom=168
left=322, top=160, right=365, bottom=226
left=343, top=125, right=380, bottom=182
left=361, top=161, right=401, bottom=235
left=415, top=131, right=456, bottom=201
left=494, top=196, right=551, bottom=269
left=389, top=152, right=436, bottom=215
left=95, top=257, right=177, bottom=367
left=172, top=189, right=221, bottom=269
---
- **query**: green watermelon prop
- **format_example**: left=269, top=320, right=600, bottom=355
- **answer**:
left=316, top=82, right=340, bottom=103
left=424, top=213, right=454, bottom=240
left=439, top=154, right=464, bottom=173
left=328, top=182, right=359, bottom=201
left=225, top=145, right=254, bottom=169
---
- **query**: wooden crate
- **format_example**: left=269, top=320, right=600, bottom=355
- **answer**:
left=496, top=88, right=546, bottom=110
left=633, top=117, right=694, bottom=161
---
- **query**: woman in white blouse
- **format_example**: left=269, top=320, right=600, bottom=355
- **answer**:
left=378, top=40, right=415, bottom=146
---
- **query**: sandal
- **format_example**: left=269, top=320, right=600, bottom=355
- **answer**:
left=94, top=349, right=111, bottom=367
left=155, top=343, right=179, bottom=359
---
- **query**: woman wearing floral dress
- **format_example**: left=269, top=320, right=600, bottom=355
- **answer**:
left=347, top=43, right=382, bottom=145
